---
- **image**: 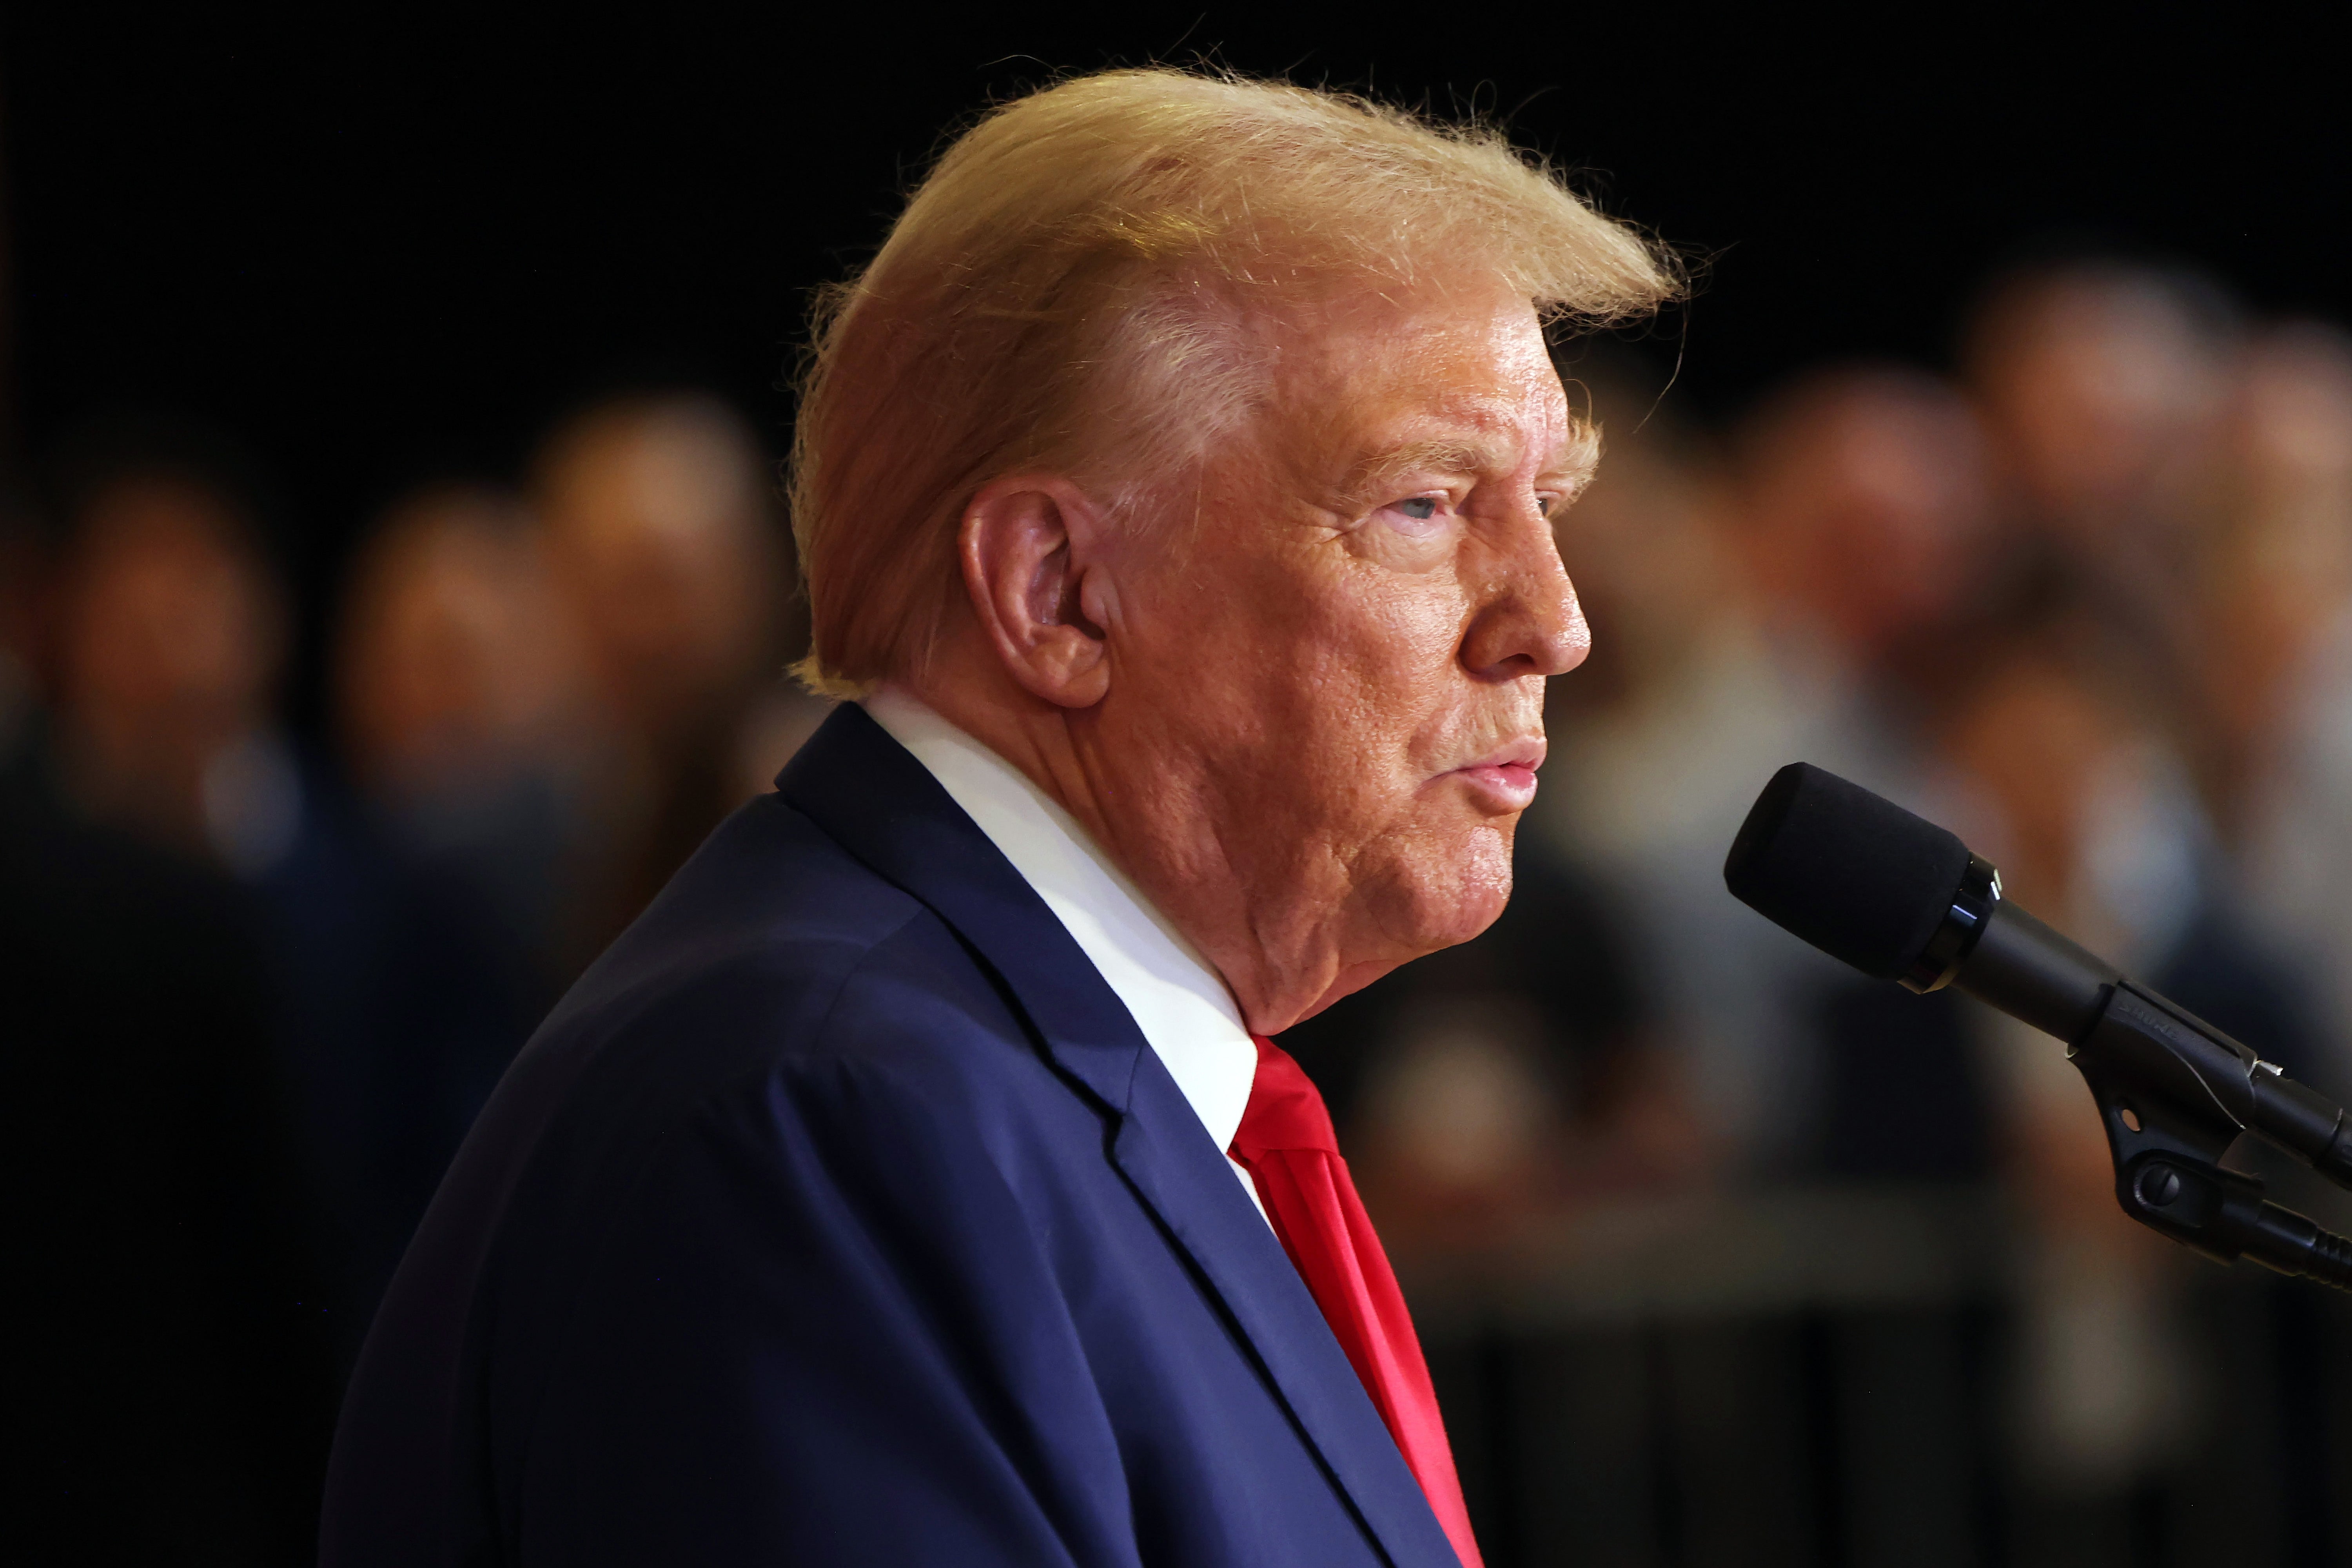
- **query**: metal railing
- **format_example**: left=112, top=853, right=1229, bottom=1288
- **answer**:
left=1410, top=1187, right=2352, bottom=1568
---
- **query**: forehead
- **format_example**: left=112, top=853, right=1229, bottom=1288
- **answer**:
left=1258, top=282, right=1575, bottom=469
left=80, top=478, right=250, bottom=571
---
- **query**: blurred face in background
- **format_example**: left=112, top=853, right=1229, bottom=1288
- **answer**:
left=1737, top=370, right=1994, bottom=668
left=1543, top=394, right=1728, bottom=709
left=2203, top=326, right=2352, bottom=771
left=1944, top=647, right=2165, bottom=1238
left=1942, top=649, right=2122, bottom=918
left=55, top=475, right=281, bottom=849
left=1969, top=269, right=2229, bottom=532
left=339, top=487, right=577, bottom=803
left=534, top=398, right=780, bottom=748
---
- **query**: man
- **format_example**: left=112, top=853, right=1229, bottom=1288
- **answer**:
left=324, top=69, right=1673, bottom=1566
left=5, top=482, right=334, bottom=1562
left=530, top=394, right=815, bottom=970
left=49, top=450, right=537, bottom=1367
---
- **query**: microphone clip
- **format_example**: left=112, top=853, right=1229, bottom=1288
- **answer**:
left=2072, top=981, right=2352, bottom=1289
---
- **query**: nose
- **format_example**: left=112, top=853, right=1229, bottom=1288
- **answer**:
left=1458, top=510, right=1588, bottom=681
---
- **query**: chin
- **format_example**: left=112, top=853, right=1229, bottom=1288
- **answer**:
left=1385, top=822, right=1516, bottom=957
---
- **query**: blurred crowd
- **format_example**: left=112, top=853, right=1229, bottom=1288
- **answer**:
left=3, top=392, right=827, bottom=1560
left=11, top=257, right=2352, bottom=1561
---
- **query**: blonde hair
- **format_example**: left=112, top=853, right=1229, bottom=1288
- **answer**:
left=789, top=67, right=1680, bottom=697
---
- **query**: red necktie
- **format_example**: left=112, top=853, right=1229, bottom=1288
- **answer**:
left=1227, top=1035, right=1484, bottom=1568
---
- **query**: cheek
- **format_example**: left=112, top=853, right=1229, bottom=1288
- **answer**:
left=1118, top=527, right=1470, bottom=809
left=1311, top=589, right=1475, bottom=780
left=1286, top=555, right=1465, bottom=689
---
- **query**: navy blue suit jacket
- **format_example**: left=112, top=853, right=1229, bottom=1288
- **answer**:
left=321, top=704, right=1463, bottom=1566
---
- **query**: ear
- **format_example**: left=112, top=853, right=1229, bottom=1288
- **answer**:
left=957, top=475, right=1116, bottom=709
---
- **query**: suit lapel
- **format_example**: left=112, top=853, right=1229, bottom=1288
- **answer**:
left=778, top=705, right=1457, bottom=1568
left=1106, top=1067, right=1464, bottom=1567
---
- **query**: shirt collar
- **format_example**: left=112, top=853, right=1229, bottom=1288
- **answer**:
left=861, top=687, right=1259, bottom=1153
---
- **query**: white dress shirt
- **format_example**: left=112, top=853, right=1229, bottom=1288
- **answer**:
left=864, top=688, right=1267, bottom=1218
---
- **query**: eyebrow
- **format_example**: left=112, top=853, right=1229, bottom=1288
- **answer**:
left=1345, top=421, right=1600, bottom=501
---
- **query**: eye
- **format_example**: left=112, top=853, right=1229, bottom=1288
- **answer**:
left=1368, top=490, right=1456, bottom=541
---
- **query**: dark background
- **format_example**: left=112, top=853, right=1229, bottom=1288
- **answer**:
left=4, top=5, right=2341, bottom=690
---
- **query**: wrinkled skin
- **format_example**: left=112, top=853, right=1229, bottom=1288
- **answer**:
left=908, top=278, right=1590, bottom=1034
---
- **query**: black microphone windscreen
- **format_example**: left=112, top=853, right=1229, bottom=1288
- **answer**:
left=1723, top=762, right=1971, bottom=980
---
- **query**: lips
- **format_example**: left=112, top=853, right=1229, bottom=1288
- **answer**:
left=1447, top=739, right=1546, bottom=811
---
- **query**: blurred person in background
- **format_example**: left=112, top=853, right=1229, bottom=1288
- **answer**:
left=48, top=438, right=533, bottom=1371
left=1733, top=367, right=2003, bottom=724
left=1538, top=365, right=2001, bottom=1177
left=2202, top=324, right=2352, bottom=1090
left=1964, top=258, right=2239, bottom=754
left=531, top=392, right=825, bottom=970
left=1938, top=605, right=2323, bottom=1556
left=339, top=482, right=584, bottom=999
left=1736, top=367, right=2012, bottom=1182
left=4, top=481, right=334, bottom=1562
left=1526, top=373, right=1777, bottom=1181
left=51, top=457, right=293, bottom=865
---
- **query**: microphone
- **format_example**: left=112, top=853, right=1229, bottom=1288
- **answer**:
left=1724, top=761, right=2352, bottom=1289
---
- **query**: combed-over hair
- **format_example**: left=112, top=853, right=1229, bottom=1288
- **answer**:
left=789, top=67, right=1680, bottom=697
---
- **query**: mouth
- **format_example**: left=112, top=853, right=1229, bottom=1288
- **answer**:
left=1445, top=738, right=1546, bottom=812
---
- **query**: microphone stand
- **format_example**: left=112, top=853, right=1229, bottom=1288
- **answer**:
left=1723, top=760, right=2352, bottom=1289
left=2067, top=978, right=2352, bottom=1289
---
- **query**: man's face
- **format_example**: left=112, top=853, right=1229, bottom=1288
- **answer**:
left=1088, top=280, right=1588, bottom=1028
left=1746, top=391, right=1991, bottom=661
left=540, top=412, right=775, bottom=737
left=65, top=481, right=276, bottom=765
left=56, top=478, right=281, bottom=848
left=1975, top=280, right=2222, bottom=526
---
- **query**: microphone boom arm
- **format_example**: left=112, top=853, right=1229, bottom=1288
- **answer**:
left=1904, top=889, right=2352, bottom=1287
